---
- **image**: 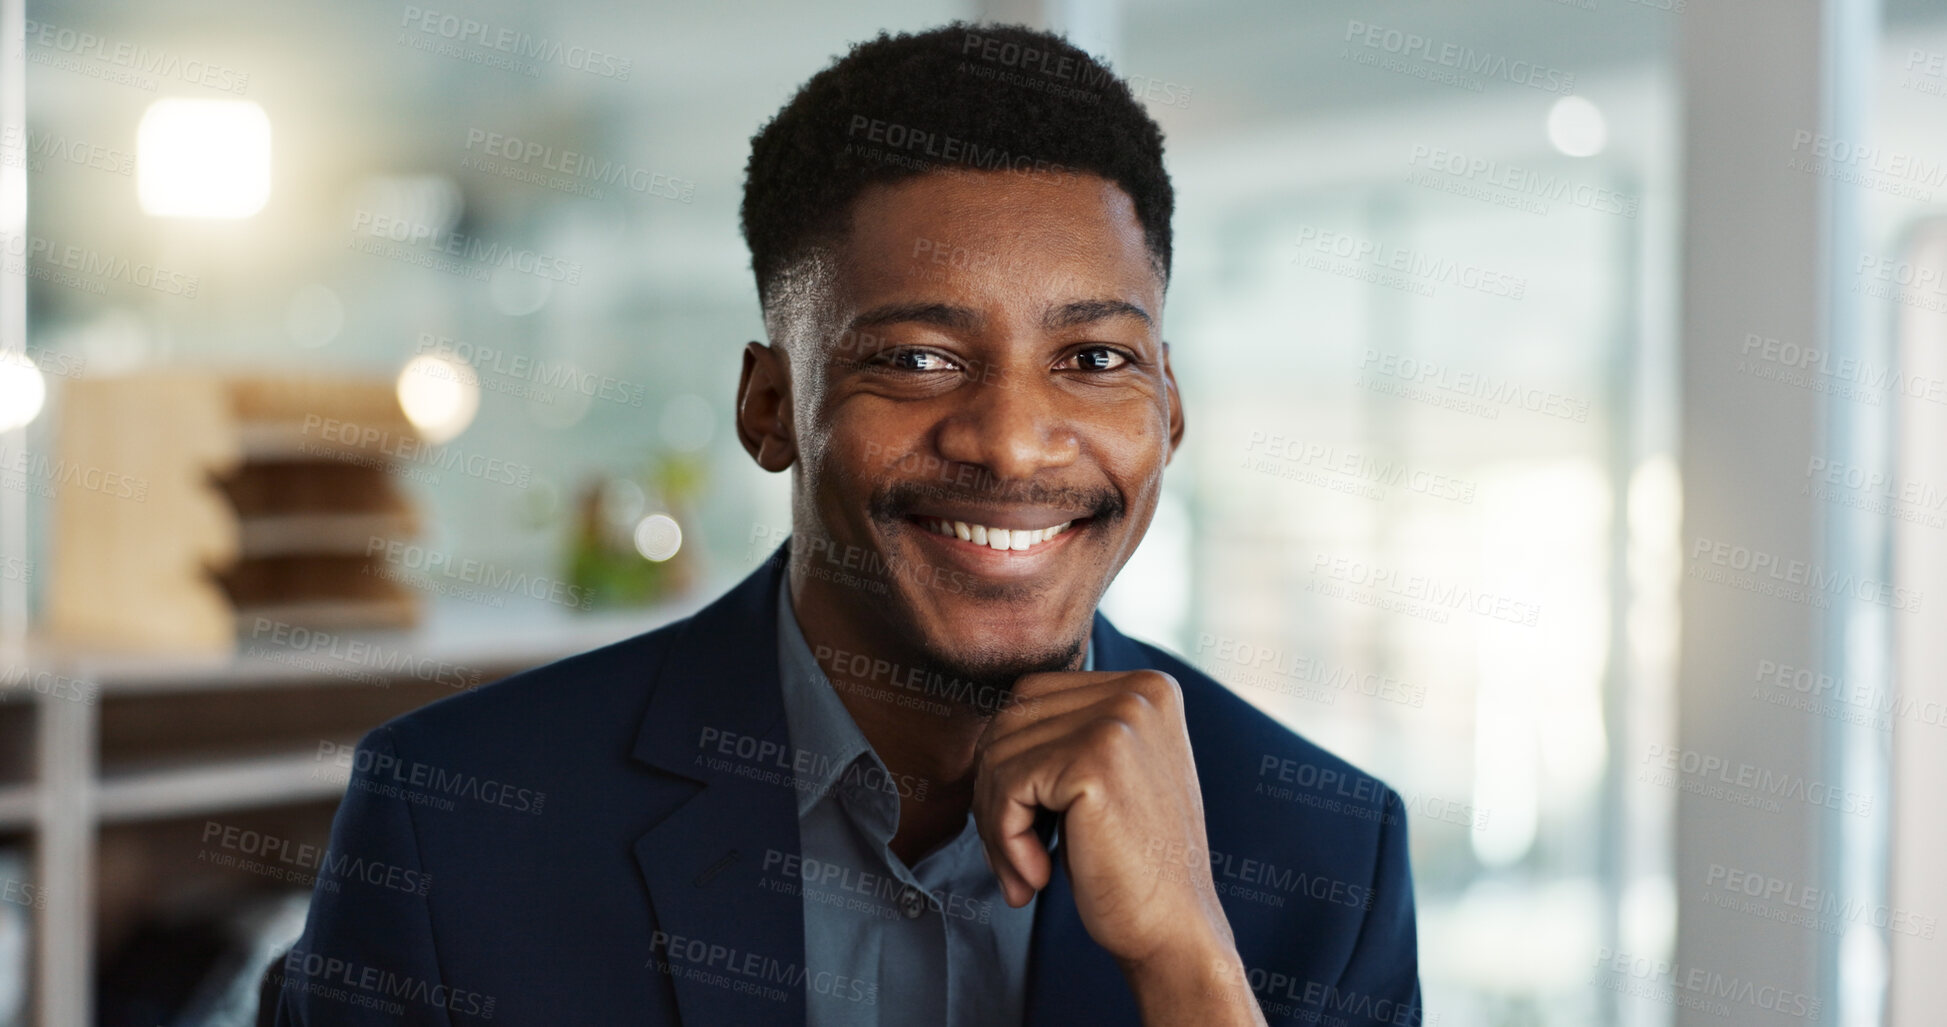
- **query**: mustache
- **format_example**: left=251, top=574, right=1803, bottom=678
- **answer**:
left=866, top=477, right=1125, bottom=523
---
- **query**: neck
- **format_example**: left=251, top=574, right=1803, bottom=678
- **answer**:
left=785, top=561, right=1089, bottom=863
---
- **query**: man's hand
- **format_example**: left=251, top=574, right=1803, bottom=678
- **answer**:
left=972, top=670, right=1268, bottom=1026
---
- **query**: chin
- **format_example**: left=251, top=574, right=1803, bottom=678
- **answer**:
left=910, top=621, right=1090, bottom=697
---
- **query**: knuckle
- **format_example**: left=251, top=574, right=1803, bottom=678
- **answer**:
left=1085, top=715, right=1137, bottom=749
left=1135, top=670, right=1181, bottom=705
left=1108, top=690, right=1151, bottom=723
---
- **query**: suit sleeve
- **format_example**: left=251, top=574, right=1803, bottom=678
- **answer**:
left=266, top=726, right=464, bottom=1026
left=1319, top=787, right=1424, bottom=1027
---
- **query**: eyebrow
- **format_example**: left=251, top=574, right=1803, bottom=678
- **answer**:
left=1042, top=298, right=1152, bottom=331
left=844, top=298, right=1153, bottom=336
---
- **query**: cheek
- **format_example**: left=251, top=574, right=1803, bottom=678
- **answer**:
left=1087, top=397, right=1170, bottom=460
left=827, top=403, right=940, bottom=477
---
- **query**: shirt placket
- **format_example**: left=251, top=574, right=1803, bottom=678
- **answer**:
left=839, top=761, right=950, bottom=1025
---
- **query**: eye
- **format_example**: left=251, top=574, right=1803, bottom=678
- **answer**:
left=1067, top=345, right=1130, bottom=372
left=875, top=348, right=961, bottom=373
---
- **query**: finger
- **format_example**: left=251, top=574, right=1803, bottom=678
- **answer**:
left=979, top=680, right=1129, bottom=749
left=999, top=671, right=1116, bottom=718
left=977, top=697, right=1133, bottom=772
left=974, top=734, right=1103, bottom=905
left=973, top=749, right=1041, bottom=907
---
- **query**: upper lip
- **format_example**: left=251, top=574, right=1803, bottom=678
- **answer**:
left=902, top=504, right=1092, bottom=531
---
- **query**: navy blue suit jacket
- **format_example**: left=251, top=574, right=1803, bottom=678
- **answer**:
left=269, top=549, right=1422, bottom=1025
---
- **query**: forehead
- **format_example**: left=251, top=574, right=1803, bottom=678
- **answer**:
left=832, top=170, right=1162, bottom=325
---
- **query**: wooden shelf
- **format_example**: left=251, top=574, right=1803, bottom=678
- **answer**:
left=12, top=583, right=715, bottom=1027
left=55, top=593, right=707, bottom=696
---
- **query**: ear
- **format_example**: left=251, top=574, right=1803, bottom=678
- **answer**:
left=1160, top=340, right=1186, bottom=464
left=735, top=341, right=797, bottom=472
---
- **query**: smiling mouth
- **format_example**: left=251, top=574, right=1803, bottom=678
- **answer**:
left=906, top=515, right=1085, bottom=552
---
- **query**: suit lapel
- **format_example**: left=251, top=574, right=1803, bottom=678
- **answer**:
left=629, top=558, right=1164, bottom=1024
left=630, top=549, right=807, bottom=1026
left=1020, top=613, right=1150, bottom=1025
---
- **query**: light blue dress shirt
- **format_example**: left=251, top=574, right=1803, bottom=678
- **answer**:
left=774, top=579, right=1091, bottom=1026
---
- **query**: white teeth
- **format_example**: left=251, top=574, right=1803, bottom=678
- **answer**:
left=922, top=518, right=1076, bottom=552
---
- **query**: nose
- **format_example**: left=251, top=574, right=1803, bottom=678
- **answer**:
left=933, top=367, right=1081, bottom=483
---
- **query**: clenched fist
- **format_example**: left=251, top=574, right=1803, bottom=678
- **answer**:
left=972, top=669, right=1268, bottom=1026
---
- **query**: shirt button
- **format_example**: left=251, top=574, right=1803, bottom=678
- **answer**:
left=898, top=886, right=925, bottom=919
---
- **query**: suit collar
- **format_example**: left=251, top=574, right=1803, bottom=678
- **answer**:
left=629, top=543, right=1152, bottom=1025
left=631, top=547, right=806, bottom=1025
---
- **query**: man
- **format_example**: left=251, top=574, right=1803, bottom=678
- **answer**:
left=268, top=22, right=1421, bottom=1027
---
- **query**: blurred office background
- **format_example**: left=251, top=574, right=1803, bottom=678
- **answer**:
left=2, top=0, right=1945, bottom=1023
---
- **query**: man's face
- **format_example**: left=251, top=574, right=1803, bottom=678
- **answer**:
left=744, top=169, right=1182, bottom=689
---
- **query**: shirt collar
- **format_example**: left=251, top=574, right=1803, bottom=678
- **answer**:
left=773, top=576, right=1097, bottom=819
left=775, top=578, right=879, bottom=818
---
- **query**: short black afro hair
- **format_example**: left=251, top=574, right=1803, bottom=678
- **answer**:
left=740, top=21, right=1173, bottom=309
